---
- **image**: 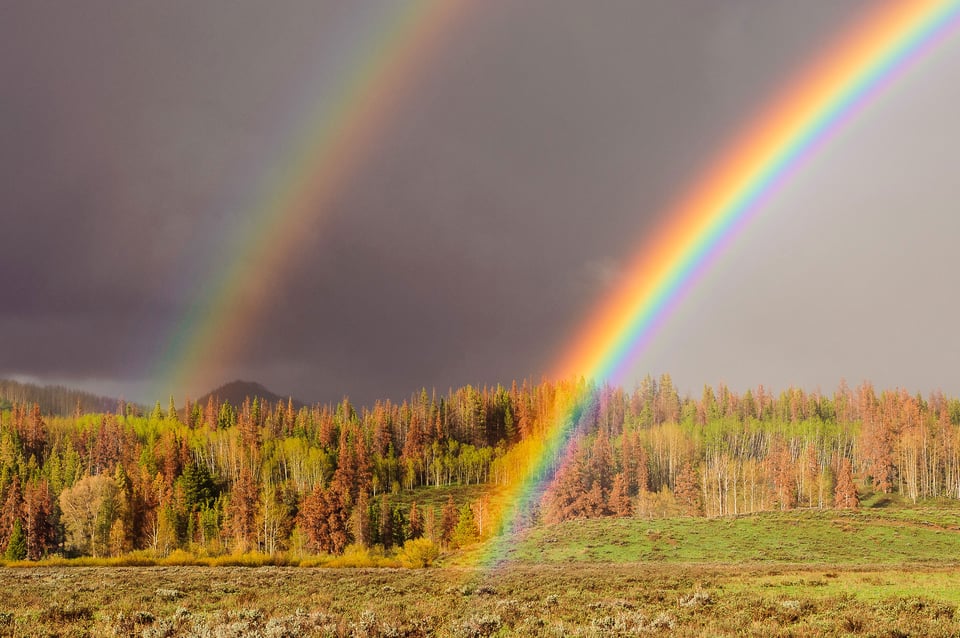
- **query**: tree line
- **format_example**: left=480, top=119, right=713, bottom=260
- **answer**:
left=0, top=379, right=122, bottom=417
left=1, top=375, right=958, bottom=560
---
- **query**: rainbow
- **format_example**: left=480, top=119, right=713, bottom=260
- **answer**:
left=151, top=0, right=470, bottom=400
left=147, top=0, right=960, bottom=563
left=478, top=0, right=960, bottom=564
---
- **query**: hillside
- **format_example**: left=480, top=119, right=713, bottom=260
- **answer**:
left=195, top=379, right=305, bottom=410
left=464, top=505, right=960, bottom=566
left=0, top=378, right=125, bottom=416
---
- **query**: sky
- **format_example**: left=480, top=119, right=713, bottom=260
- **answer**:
left=2, top=0, right=959, bottom=407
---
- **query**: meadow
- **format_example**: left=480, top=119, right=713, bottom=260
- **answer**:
left=4, top=504, right=960, bottom=637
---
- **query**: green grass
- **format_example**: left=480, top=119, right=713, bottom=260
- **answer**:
left=485, top=507, right=960, bottom=565
left=390, top=483, right=498, bottom=511
left=725, top=568, right=960, bottom=605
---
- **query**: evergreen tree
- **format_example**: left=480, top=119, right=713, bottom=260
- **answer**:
left=350, top=491, right=372, bottom=548
left=589, top=428, right=614, bottom=497
left=298, top=485, right=329, bottom=553
left=542, top=443, right=587, bottom=523
left=324, top=489, right=349, bottom=554
left=5, top=519, right=26, bottom=560
left=181, top=462, right=218, bottom=512
left=451, top=504, right=478, bottom=548
left=581, top=481, right=607, bottom=518
left=440, top=496, right=458, bottom=548
left=111, top=464, right=134, bottom=554
left=770, top=437, right=797, bottom=510
left=0, top=475, right=23, bottom=549
left=379, top=495, right=394, bottom=550
left=424, top=506, right=437, bottom=545
left=408, top=501, right=423, bottom=540
left=22, top=479, right=55, bottom=560
left=609, top=473, right=632, bottom=517
left=392, top=504, right=406, bottom=548
left=298, top=485, right=347, bottom=554
left=226, top=464, right=258, bottom=552
left=675, top=462, right=703, bottom=516
left=190, top=400, right=202, bottom=428
left=834, top=457, right=859, bottom=509
left=201, top=396, right=215, bottom=431
left=22, top=403, right=47, bottom=462
left=218, top=402, right=236, bottom=430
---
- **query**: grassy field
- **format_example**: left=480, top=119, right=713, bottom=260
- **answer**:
left=3, top=563, right=960, bottom=636
left=3, top=505, right=960, bottom=636
left=475, top=506, right=960, bottom=565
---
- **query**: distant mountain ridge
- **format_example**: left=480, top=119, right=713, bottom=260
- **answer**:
left=195, top=380, right=306, bottom=410
left=0, top=378, right=305, bottom=417
left=0, top=379, right=128, bottom=416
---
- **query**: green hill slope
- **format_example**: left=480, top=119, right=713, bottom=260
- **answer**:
left=459, top=506, right=960, bottom=566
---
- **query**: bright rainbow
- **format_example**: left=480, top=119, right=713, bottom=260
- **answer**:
left=151, top=0, right=470, bottom=400
left=479, top=0, right=960, bottom=564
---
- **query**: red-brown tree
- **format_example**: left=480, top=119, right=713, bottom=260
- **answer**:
left=834, top=457, right=859, bottom=509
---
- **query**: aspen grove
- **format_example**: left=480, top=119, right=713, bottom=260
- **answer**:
left=0, top=376, right=957, bottom=560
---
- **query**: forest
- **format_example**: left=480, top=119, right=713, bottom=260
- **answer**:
left=1, top=375, right=958, bottom=561
left=0, top=379, right=119, bottom=416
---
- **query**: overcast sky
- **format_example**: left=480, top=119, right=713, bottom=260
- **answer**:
left=2, top=1, right=959, bottom=406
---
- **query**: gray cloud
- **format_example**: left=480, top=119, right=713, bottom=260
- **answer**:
left=2, top=0, right=957, bottom=405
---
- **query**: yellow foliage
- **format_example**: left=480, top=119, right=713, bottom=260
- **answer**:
left=325, top=544, right=380, bottom=568
left=397, top=538, right=440, bottom=568
left=211, top=552, right=296, bottom=567
left=161, top=549, right=201, bottom=566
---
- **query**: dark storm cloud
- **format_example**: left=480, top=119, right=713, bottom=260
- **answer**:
left=6, top=0, right=955, bottom=405
left=0, top=0, right=345, bottom=378
left=236, top=0, right=874, bottom=403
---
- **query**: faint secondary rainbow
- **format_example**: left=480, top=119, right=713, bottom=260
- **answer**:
left=150, top=0, right=470, bottom=400
left=479, top=0, right=960, bottom=565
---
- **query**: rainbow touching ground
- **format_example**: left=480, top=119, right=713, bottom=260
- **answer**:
left=145, top=0, right=960, bottom=565
left=477, top=0, right=960, bottom=566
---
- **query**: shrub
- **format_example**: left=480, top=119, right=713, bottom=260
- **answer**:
left=397, top=538, right=440, bottom=568
left=114, top=551, right=159, bottom=566
left=841, top=614, right=865, bottom=633
left=679, top=590, right=713, bottom=607
left=211, top=551, right=290, bottom=567
left=41, top=603, right=94, bottom=623
left=161, top=549, right=199, bottom=566
left=456, top=613, right=503, bottom=638
left=649, top=612, right=675, bottom=630
left=155, top=588, right=183, bottom=601
left=327, top=544, right=378, bottom=568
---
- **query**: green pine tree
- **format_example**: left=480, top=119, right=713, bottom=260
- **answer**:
left=5, top=519, right=27, bottom=561
left=451, top=504, right=478, bottom=549
left=168, top=396, right=179, bottom=423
